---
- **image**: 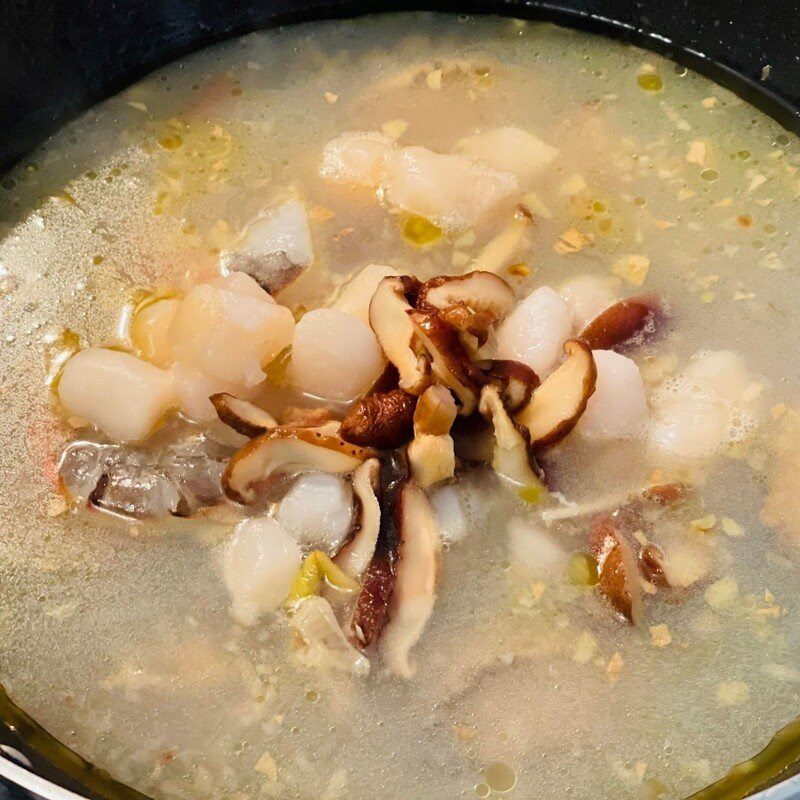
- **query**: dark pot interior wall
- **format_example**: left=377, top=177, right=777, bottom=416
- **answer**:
left=0, top=0, right=799, bottom=172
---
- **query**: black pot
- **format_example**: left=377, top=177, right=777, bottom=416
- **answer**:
left=0, top=2, right=799, bottom=799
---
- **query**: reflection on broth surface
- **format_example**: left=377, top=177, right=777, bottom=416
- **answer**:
left=1, top=13, right=800, bottom=800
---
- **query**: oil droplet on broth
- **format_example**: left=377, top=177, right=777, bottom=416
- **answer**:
left=482, top=763, right=517, bottom=793
left=475, top=783, right=491, bottom=797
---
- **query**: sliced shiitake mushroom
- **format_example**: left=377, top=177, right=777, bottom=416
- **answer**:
left=639, top=543, right=670, bottom=588
left=369, top=276, right=429, bottom=394
left=335, top=459, right=382, bottom=581
left=210, top=393, right=277, bottom=439
left=579, top=295, right=663, bottom=352
left=588, top=515, right=644, bottom=624
left=514, top=339, right=597, bottom=449
left=416, top=271, right=515, bottom=319
left=485, top=360, right=540, bottom=414
left=478, top=384, right=543, bottom=488
left=222, top=427, right=376, bottom=504
left=641, top=481, right=690, bottom=506
left=340, top=389, right=416, bottom=450
left=407, top=309, right=485, bottom=415
left=379, top=481, right=442, bottom=678
left=407, top=386, right=457, bottom=488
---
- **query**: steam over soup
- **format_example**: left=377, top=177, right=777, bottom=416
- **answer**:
left=2, top=12, right=800, bottom=800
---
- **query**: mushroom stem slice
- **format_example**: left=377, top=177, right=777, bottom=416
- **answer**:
left=407, top=434, right=456, bottom=489
left=340, top=389, right=416, bottom=450
left=579, top=294, right=663, bottom=352
left=478, top=384, right=544, bottom=489
left=350, top=529, right=398, bottom=649
left=210, top=393, right=277, bottom=438
left=369, top=276, right=429, bottom=394
left=407, top=309, right=485, bottom=415
left=514, top=339, right=597, bottom=449
left=588, top=515, right=644, bottom=625
left=336, top=459, right=382, bottom=581
left=380, top=481, right=443, bottom=679
left=413, top=385, right=458, bottom=436
left=485, top=359, right=540, bottom=414
left=222, top=427, right=376, bottom=504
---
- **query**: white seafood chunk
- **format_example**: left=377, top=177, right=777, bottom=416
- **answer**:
left=649, top=390, right=731, bottom=458
left=171, top=362, right=249, bottom=422
left=559, top=275, right=619, bottom=331
left=430, top=485, right=467, bottom=544
left=129, top=297, right=179, bottom=368
left=290, top=308, right=384, bottom=401
left=456, top=126, right=559, bottom=182
left=578, top=350, right=648, bottom=440
left=332, top=263, right=403, bottom=324
left=496, top=286, right=572, bottom=376
left=507, top=518, right=565, bottom=574
left=319, top=131, right=395, bottom=186
left=221, top=200, right=314, bottom=294
left=682, top=350, right=755, bottom=406
left=222, top=517, right=302, bottom=625
left=382, top=146, right=518, bottom=231
left=58, top=348, right=177, bottom=443
left=168, top=272, right=294, bottom=389
left=277, top=472, right=354, bottom=553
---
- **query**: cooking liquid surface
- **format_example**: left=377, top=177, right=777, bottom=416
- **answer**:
left=1, top=14, right=800, bottom=800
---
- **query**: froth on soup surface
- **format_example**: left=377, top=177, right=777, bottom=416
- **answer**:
left=1, top=12, right=800, bottom=800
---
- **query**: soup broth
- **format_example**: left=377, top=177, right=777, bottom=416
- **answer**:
left=1, top=13, right=800, bottom=800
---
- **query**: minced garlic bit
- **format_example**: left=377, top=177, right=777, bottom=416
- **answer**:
left=255, top=751, right=279, bottom=780
left=690, top=514, right=717, bottom=533
left=649, top=624, right=673, bottom=648
left=559, top=174, right=587, bottom=196
left=381, top=119, right=408, bottom=140
left=720, top=517, right=744, bottom=537
left=572, top=631, right=598, bottom=664
left=606, top=652, right=624, bottom=684
left=612, top=254, right=650, bottom=286
left=507, top=262, right=530, bottom=277
left=716, top=681, right=750, bottom=707
left=323, top=92, right=339, bottom=104
left=686, top=140, right=707, bottom=166
left=554, top=228, right=592, bottom=254
left=748, top=174, right=767, bottom=193
left=701, top=96, right=718, bottom=109
left=453, top=724, right=477, bottom=742
left=47, top=495, right=68, bottom=517
left=426, top=69, right=443, bottom=90
left=705, top=577, right=738, bottom=609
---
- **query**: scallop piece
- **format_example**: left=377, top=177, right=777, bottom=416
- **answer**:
left=381, top=146, right=518, bottom=231
left=430, top=485, right=467, bottom=544
left=682, top=350, right=754, bottom=405
left=319, top=131, right=396, bottom=186
left=649, top=389, right=731, bottom=458
left=277, top=472, right=354, bottom=553
left=129, top=297, right=180, bottom=368
left=456, top=127, right=559, bottom=182
left=496, top=286, right=572, bottom=376
left=222, top=517, right=302, bottom=625
left=168, top=272, right=294, bottom=389
left=290, top=308, right=385, bottom=401
left=58, top=348, right=177, bottom=443
left=332, top=263, right=403, bottom=324
left=559, top=275, right=619, bottom=331
left=578, top=350, right=648, bottom=440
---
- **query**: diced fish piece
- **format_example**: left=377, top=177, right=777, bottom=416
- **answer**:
left=456, top=126, right=559, bottom=182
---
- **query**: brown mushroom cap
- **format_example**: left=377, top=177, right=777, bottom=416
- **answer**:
left=379, top=481, right=442, bottom=678
left=416, top=271, right=515, bottom=319
left=579, top=295, right=663, bottom=352
left=222, top=427, right=376, bottom=504
left=340, top=389, right=416, bottom=450
left=369, top=276, right=429, bottom=394
left=485, top=360, right=540, bottom=414
left=211, top=393, right=277, bottom=439
left=514, top=339, right=597, bottom=449
left=588, top=515, right=644, bottom=624
left=407, top=309, right=485, bottom=415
